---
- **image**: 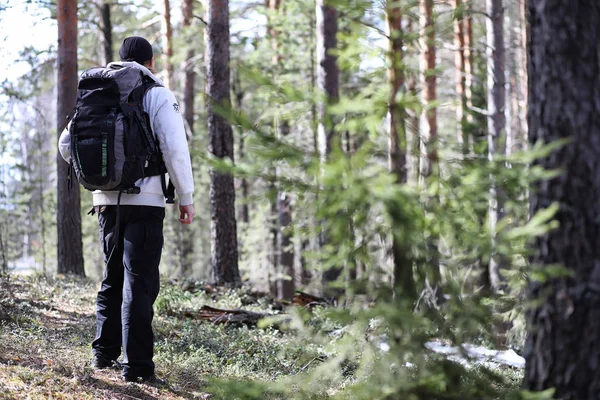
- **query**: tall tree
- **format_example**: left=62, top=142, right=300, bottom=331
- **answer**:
left=405, top=16, right=420, bottom=185
left=277, top=193, right=294, bottom=299
left=231, top=70, right=249, bottom=225
left=267, top=0, right=295, bottom=300
left=161, top=0, right=174, bottom=89
left=56, top=0, right=85, bottom=276
left=315, top=0, right=339, bottom=160
left=419, top=0, right=441, bottom=297
left=451, top=0, right=467, bottom=153
left=486, top=0, right=506, bottom=292
left=514, top=0, right=528, bottom=151
left=419, top=0, right=437, bottom=179
left=386, top=0, right=413, bottom=298
left=182, top=0, right=195, bottom=136
left=177, top=0, right=196, bottom=278
left=524, top=1, right=600, bottom=397
left=266, top=0, right=281, bottom=296
left=206, top=0, right=241, bottom=287
left=98, top=0, right=112, bottom=65
left=463, top=1, right=474, bottom=145
left=316, top=0, right=341, bottom=287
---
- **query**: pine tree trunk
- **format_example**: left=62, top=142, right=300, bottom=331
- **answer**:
left=206, top=0, right=241, bottom=287
left=506, top=2, right=519, bottom=156
left=316, top=0, right=339, bottom=159
left=419, top=0, right=441, bottom=298
left=182, top=0, right=195, bottom=136
left=266, top=0, right=295, bottom=300
left=464, top=4, right=474, bottom=137
left=99, top=1, right=112, bottom=65
left=178, top=0, right=196, bottom=278
left=232, top=70, right=249, bottom=225
left=266, top=0, right=279, bottom=287
left=419, top=0, right=437, bottom=177
left=276, top=193, right=295, bottom=299
left=486, top=0, right=506, bottom=292
left=0, top=220, right=7, bottom=274
left=524, top=1, right=600, bottom=397
left=517, top=0, right=529, bottom=150
left=386, top=2, right=406, bottom=185
left=299, top=8, right=318, bottom=285
left=404, top=16, right=420, bottom=186
left=386, top=0, right=413, bottom=298
left=452, top=0, right=467, bottom=153
left=162, top=0, right=174, bottom=89
left=57, top=0, right=84, bottom=276
left=316, top=0, right=341, bottom=288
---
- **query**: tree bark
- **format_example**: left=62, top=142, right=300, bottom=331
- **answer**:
left=266, top=0, right=295, bottom=299
left=452, top=0, right=467, bottom=153
left=299, top=8, right=318, bottom=285
left=386, top=0, right=413, bottom=299
left=178, top=0, right=196, bottom=278
left=516, top=0, right=529, bottom=151
left=386, top=2, right=406, bottom=185
left=161, top=0, right=174, bottom=89
left=316, top=0, right=341, bottom=288
left=419, top=0, right=437, bottom=177
left=206, top=0, right=241, bottom=287
left=404, top=16, right=420, bottom=186
left=316, top=0, right=339, bottom=160
left=419, top=0, right=441, bottom=298
left=57, top=0, right=84, bottom=276
left=0, top=220, right=7, bottom=274
left=99, top=0, right=113, bottom=65
left=231, top=70, right=249, bottom=225
left=486, top=0, right=506, bottom=292
left=464, top=3, right=474, bottom=138
left=182, top=0, right=195, bottom=136
left=524, top=1, right=600, bottom=397
left=276, top=193, right=295, bottom=299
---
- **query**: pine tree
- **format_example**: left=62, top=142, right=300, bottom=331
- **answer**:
left=386, top=0, right=414, bottom=298
left=524, top=1, right=600, bottom=397
left=206, top=0, right=241, bottom=287
left=316, top=0, right=341, bottom=289
left=486, top=0, right=506, bottom=292
left=56, top=0, right=85, bottom=276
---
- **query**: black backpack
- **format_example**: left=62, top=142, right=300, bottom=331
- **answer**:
left=68, top=64, right=174, bottom=202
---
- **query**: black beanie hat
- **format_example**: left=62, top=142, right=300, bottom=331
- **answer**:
left=119, top=36, right=154, bottom=65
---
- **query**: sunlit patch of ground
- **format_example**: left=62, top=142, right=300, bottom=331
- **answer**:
left=0, top=275, right=211, bottom=399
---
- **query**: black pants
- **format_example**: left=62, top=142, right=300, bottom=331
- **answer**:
left=92, top=205, right=165, bottom=379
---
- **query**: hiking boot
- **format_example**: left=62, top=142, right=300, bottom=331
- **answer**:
left=91, top=354, right=119, bottom=370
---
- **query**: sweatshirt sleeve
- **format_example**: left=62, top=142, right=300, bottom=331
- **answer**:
left=58, top=122, right=72, bottom=163
left=148, top=88, right=195, bottom=206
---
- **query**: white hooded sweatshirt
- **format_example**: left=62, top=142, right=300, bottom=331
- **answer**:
left=58, top=62, right=194, bottom=207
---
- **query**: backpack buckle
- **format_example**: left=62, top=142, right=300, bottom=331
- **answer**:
left=122, top=187, right=141, bottom=195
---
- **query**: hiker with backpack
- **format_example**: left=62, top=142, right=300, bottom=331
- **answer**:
left=58, top=36, right=195, bottom=383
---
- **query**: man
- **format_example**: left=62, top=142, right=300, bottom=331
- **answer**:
left=58, top=36, right=195, bottom=382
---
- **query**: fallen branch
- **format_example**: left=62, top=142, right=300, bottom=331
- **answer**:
left=292, top=291, right=330, bottom=308
left=180, top=305, right=271, bottom=327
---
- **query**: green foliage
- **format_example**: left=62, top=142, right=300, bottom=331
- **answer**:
left=201, top=0, right=562, bottom=397
left=0, top=0, right=564, bottom=398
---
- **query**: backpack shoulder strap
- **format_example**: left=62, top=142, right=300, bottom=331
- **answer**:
left=128, top=76, right=160, bottom=104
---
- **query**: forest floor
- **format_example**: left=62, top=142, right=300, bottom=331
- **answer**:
left=0, top=274, right=526, bottom=400
left=0, top=274, right=321, bottom=400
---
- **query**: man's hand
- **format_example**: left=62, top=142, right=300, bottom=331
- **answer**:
left=179, top=204, right=195, bottom=224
